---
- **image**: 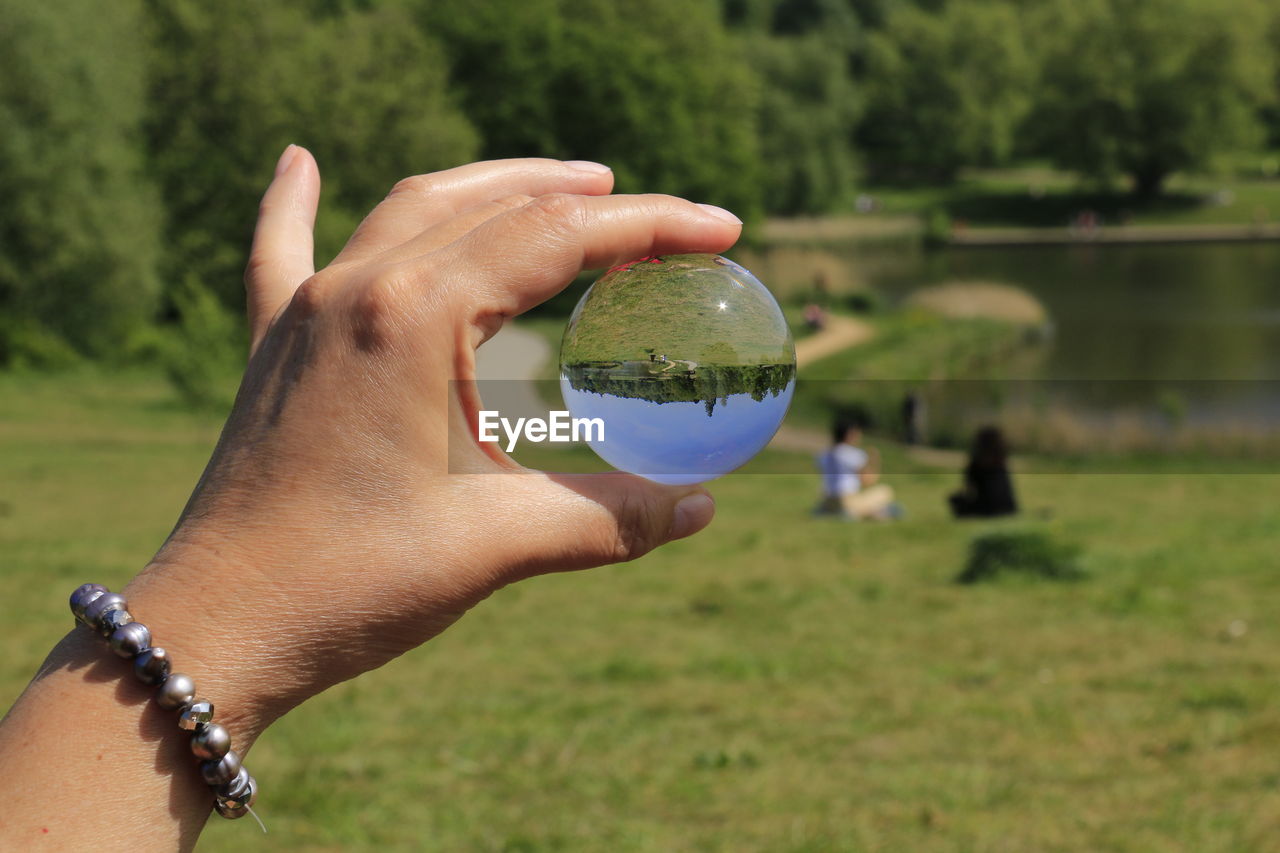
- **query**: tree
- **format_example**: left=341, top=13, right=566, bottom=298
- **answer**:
left=857, top=1, right=1032, bottom=183
left=722, top=0, right=862, bottom=214
left=143, top=0, right=478, bottom=309
left=0, top=0, right=161, bottom=360
left=750, top=34, right=861, bottom=213
left=1031, top=0, right=1275, bottom=196
left=420, top=0, right=763, bottom=221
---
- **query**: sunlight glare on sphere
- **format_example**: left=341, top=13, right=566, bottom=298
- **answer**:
left=559, top=254, right=796, bottom=484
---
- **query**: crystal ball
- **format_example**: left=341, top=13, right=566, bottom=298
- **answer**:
left=560, top=254, right=796, bottom=485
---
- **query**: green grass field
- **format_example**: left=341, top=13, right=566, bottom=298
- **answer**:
left=561, top=256, right=792, bottom=366
left=3, top=370, right=1279, bottom=851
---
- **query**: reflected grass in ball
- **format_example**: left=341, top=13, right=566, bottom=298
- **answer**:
left=560, top=254, right=795, bottom=484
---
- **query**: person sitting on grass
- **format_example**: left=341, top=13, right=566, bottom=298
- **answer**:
left=814, top=419, right=900, bottom=521
left=948, top=425, right=1018, bottom=519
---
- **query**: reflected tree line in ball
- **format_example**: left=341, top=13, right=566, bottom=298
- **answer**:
left=563, top=362, right=796, bottom=416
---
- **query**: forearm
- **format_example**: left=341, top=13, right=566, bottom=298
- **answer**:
left=0, top=562, right=270, bottom=850
left=0, top=634, right=219, bottom=848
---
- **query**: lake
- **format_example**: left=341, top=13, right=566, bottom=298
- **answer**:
left=865, top=241, right=1280, bottom=381
left=812, top=241, right=1280, bottom=427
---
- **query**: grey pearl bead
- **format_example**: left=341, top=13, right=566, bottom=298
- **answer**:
left=179, top=699, right=214, bottom=731
left=109, top=622, right=150, bottom=658
left=216, top=766, right=250, bottom=800
left=82, top=593, right=127, bottom=631
left=133, top=647, right=170, bottom=685
left=70, top=584, right=108, bottom=623
left=200, top=749, right=241, bottom=786
left=191, top=723, right=231, bottom=760
left=214, top=775, right=257, bottom=819
left=97, top=608, right=133, bottom=637
left=155, top=673, right=196, bottom=711
left=216, top=774, right=257, bottom=816
left=214, top=798, right=248, bottom=819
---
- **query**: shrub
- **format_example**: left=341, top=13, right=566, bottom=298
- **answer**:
left=957, top=530, right=1084, bottom=584
left=160, top=278, right=243, bottom=409
left=0, top=317, right=81, bottom=371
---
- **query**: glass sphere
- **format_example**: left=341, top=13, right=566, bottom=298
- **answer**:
left=560, top=254, right=795, bottom=484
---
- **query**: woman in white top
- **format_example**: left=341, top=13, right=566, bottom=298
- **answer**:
left=815, top=420, right=897, bottom=520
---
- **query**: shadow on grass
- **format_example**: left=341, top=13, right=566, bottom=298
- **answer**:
left=956, top=529, right=1085, bottom=584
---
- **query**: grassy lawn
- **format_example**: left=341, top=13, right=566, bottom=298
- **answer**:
left=560, top=256, right=791, bottom=366
left=3, top=370, right=1279, bottom=851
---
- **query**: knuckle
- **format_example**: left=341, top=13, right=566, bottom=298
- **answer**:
left=492, top=193, right=535, bottom=212
left=390, top=174, right=436, bottom=199
left=359, top=270, right=409, bottom=316
left=243, top=251, right=273, bottom=289
left=604, top=494, right=658, bottom=564
left=350, top=268, right=410, bottom=352
left=289, top=271, right=332, bottom=317
left=610, top=530, right=643, bottom=564
left=256, top=194, right=278, bottom=221
left=525, top=192, right=586, bottom=232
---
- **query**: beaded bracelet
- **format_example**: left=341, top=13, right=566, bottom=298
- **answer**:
left=68, top=583, right=260, bottom=823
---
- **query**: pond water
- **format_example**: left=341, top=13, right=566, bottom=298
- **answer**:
left=864, top=242, right=1280, bottom=382
left=836, top=241, right=1280, bottom=425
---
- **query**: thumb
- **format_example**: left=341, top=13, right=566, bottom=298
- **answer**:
left=244, top=144, right=321, bottom=352
left=501, top=472, right=716, bottom=576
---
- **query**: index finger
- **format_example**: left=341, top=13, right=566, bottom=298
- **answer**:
left=434, top=193, right=743, bottom=320
left=334, top=158, right=615, bottom=265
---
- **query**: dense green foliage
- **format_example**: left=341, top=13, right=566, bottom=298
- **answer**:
left=859, top=1, right=1032, bottom=182
left=1029, top=0, right=1275, bottom=197
left=2, top=0, right=1279, bottom=365
left=727, top=0, right=863, bottom=214
left=562, top=362, right=794, bottom=412
left=143, top=0, right=478, bottom=307
left=419, top=0, right=763, bottom=219
left=0, top=0, right=161, bottom=361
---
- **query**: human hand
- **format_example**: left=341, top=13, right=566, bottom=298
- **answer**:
left=123, top=149, right=742, bottom=740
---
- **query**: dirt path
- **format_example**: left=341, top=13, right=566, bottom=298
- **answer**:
left=766, top=313, right=875, bottom=455
left=473, top=320, right=549, bottom=381
left=472, top=320, right=555, bottom=424
left=793, top=313, right=875, bottom=368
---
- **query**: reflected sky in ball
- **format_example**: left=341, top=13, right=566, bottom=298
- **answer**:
left=561, top=377, right=796, bottom=485
left=559, top=253, right=795, bottom=484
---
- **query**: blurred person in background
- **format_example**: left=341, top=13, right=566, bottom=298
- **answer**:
left=949, top=425, right=1018, bottom=518
left=815, top=418, right=900, bottom=521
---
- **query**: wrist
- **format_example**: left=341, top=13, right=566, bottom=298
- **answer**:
left=121, top=532, right=295, bottom=741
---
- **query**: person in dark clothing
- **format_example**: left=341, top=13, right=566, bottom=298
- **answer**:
left=949, top=426, right=1018, bottom=518
left=901, top=391, right=924, bottom=445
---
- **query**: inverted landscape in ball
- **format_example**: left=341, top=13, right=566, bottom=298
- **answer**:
left=560, top=254, right=796, bottom=484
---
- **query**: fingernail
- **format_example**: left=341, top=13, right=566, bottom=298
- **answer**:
left=670, top=493, right=715, bottom=540
left=275, top=144, right=299, bottom=178
left=564, top=160, right=612, bottom=174
left=696, top=203, right=742, bottom=225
